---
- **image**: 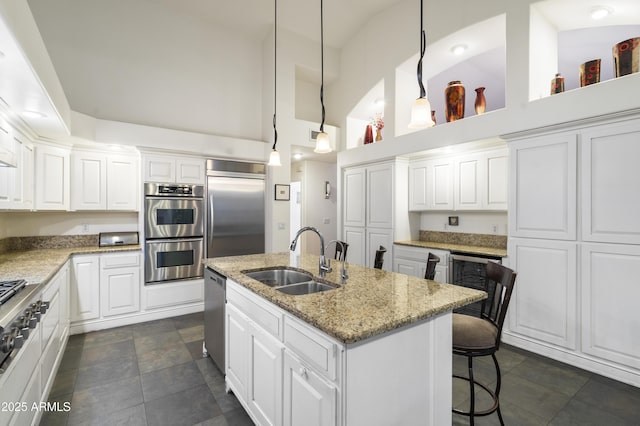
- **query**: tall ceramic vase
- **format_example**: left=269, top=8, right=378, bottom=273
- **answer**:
left=613, top=37, right=640, bottom=77
left=579, top=59, right=601, bottom=87
left=364, top=124, right=373, bottom=145
left=474, top=87, right=486, bottom=115
left=445, top=81, right=465, bottom=122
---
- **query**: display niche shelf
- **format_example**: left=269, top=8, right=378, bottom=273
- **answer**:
left=395, top=14, right=506, bottom=138
left=345, top=79, right=385, bottom=150
left=529, top=0, right=640, bottom=101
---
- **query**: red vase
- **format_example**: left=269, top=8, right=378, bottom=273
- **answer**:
left=364, top=125, right=373, bottom=145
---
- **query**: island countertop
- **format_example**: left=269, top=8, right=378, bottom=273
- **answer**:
left=205, top=253, right=486, bottom=344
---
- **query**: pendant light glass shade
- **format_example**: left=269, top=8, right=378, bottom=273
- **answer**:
left=314, top=132, right=331, bottom=153
left=268, top=149, right=281, bottom=166
left=409, top=97, right=434, bottom=128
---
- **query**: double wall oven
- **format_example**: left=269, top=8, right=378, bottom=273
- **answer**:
left=144, top=183, right=204, bottom=284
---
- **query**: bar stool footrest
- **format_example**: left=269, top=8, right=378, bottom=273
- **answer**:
left=452, top=374, right=500, bottom=417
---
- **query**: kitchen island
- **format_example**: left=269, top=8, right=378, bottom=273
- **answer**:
left=205, top=253, right=485, bottom=426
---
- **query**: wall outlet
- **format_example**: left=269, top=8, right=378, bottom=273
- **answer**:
left=82, top=224, right=89, bottom=233
left=491, top=224, right=498, bottom=234
left=278, top=222, right=286, bottom=230
left=323, top=218, right=330, bottom=225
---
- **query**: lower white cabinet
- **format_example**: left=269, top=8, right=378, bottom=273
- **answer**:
left=71, top=251, right=142, bottom=327
left=283, top=350, right=337, bottom=426
left=100, top=253, right=141, bottom=317
left=393, top=245, right=449, bottom=283
left=226, top=303, right=250, bottom=405
left=343, top=227, right=393, bottom=271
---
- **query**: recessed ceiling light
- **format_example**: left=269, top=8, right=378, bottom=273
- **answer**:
left=590, top=6, right=612, bottom=20
left=293, top=153, right=303, bottom=160
left=451, top=44, right=467, bottom=55
left=22, top=110, right=46, bottom=119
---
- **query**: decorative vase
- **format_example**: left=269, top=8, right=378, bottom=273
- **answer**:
left=474, top=87, right=486, bottom=115
left=375, top=128, right=382, bottom=142
left=613, top=37, right=640, bottom=77
left=431, top=110, right=437, bottom=125
left=445, top=81, right=465, bottom=122
left=551, top=73, right=565, bottom=95
left=364, top=124, right=373, bottom=145
left=579, top=59, right=601, bottom=87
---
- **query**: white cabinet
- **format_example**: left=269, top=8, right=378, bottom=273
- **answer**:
left=393, top=244, right=449, bottom=282
left=283, top=350, right=337, bottom=426
left=366, top=228, right=393, bottom=271
left=581, top=243, right=640, bottom=370
left=13, top=137, right=34, bottom=210
left=342, top=167, right=366, bottom=228
left=70, top=255, right=100, bottom=322
left=581, top=120, right=640, bottom=245
left=226, top=302, right=250, bottom=403
left=34, top=143, right=71, bottom=211
left=508, top=133, right=577, bottom=240
left=343, top=226, right=365, bottom=267
left=507, top=238, right=578, bottom=350
left=100, top=252, right=141, bottom=317
left=71, top=150, right=138, bottom=211
left=409, top=147, right=508, bottom=212
left=143, top=154, right=205, bottom=184
left=366, top=163, right=394, bottom=229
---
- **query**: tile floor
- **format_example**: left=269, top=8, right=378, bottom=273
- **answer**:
left=42, top=312, right=640, bottom=425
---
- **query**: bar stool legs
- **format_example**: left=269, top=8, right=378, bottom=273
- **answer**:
left=452, top=352, right=504, bottom=426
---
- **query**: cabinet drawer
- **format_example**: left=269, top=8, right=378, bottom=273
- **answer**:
left=394, top=245, right=449, bottom=264
left=100, top=252, right=140, bottom=269
left=227, top=283, right=283, bottom=339
left=284, top=316, right=338, bottom=381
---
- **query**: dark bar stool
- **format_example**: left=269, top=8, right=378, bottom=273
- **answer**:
left=373, top=245, right=387, bottom=269
left=452, top=262, right=517, bottom=426
left=424, top=252, right=440, bottom=280
left=334, top=240, right=348, bottom=262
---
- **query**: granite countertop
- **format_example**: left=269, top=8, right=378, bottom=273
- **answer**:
left=394, top=240, right=508, bottom=258
left=0, top=245, right=141, bottom=286
left=206, top=253, right=486, bottom=345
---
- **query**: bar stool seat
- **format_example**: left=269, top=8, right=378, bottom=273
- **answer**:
left=452, top=314, right=498, bottom=350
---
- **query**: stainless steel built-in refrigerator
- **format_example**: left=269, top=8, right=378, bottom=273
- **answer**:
left=205, top=159, right=265, bottom=258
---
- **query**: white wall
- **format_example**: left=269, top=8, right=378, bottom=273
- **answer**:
left=0, top=211, right=138, bottom=237
left=420, top=211, right=508, bottom=236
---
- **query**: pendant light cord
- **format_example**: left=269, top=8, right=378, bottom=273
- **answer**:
left=416, top=0, right=426, bottom=99
left=272, top=0, right=278, bottom=151
left=319, top=0, right=326, bottom=132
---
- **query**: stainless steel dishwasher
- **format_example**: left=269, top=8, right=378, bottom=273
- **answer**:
left=204, top=267, right=226, bottom=373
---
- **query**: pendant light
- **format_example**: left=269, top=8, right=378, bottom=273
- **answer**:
left=268, top=0, right=282, bottom=166
left=314, top=0, right=332, bottom=153
left=408, top=0, right=435, bottom=129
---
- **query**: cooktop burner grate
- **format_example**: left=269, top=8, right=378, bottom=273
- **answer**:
left=0, top=280, right=27, bottom=306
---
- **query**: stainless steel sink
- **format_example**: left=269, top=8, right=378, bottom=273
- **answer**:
left=242, top=267, right=337, bottom=295
left=276, top=281, right=336, bottom=295
left=243, top=268, right=313, bottom=287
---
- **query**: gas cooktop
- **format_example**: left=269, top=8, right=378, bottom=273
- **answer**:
left=0, top=280, right=27, bottom=307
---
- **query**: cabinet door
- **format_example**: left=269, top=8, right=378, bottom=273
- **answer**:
left=409, top=160, right=428, bottom=211
left=248, top=321, right=284, bottom=426
left=58, top=263, right=70, bottom=338
left=176, top=158, right=205, bottom=184
left=454, top=155, right=482, bottom=210
left=582, top=120, right=640, bottom=244
left=283, top=351, right=337, bottom=426
left=508, top=133, right=577, bottom=240
left=70, top=255, right=100, bottom=322
left=393, top=257, right=424, bottom=278
left=144, top=155, right=175, bottom=182
left=366, top=228, right=393, bottom=271
left=226, top=303, right=249, bottom=404
left=35, top=144, right=70, bottom=211
left=427, top=158, right=453, bottom=210
left=343, top=167, right=366, bottom=228
left=107, top=155, right=139, bottom=210
left=366, top=163, right=394, bottom=228
left=507, top=238, right=577, bottom=350
left=0, top=130, right=14, bottom=208
left=12, top=139, right=34, bottom=210
left=71, top=151, right=107, bottom=210
left=485, top=149, right=508, bottom=210
left=433, top=265, right=448, bottom=283
left=100, top=266, right=140, bottom=317
left=343, top=227, right=365, bottom=266
left=581, top=243, right=640, bottom=370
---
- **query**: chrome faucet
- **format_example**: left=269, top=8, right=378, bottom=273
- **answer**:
left=290, top=226, right=332, bottom=277
left=326, top=240, right=348, bottom=284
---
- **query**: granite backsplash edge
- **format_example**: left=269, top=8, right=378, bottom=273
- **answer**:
left=0, top=235, right=99, bottom=254
left=419, top=230, right=507, bottom=249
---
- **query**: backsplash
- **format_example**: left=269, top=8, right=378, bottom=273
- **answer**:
left=0, top=235, right=99, bottom=254
left=419, top=231, right=507, bottom=249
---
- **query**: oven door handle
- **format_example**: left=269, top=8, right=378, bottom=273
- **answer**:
left=146, top=237, right=203, bottom=244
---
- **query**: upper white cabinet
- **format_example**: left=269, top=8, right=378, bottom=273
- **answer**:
left=343, top=166, right=366, bottom=228
left=366, top=163, right=394, bottom=229
left=581, top=120, right=640, bottom=245
left=409, top=147, right=507, bottom=212
left=0, top=131, right=34, bottom=210
left=71, top=150, right=139, bottom=211
left=143, top=154, right=205, bottom=184
left=34, top=143, right=71, bottom=211
left=508, top=133, right=577, bottom=240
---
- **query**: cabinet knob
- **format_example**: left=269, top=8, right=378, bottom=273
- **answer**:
left=299, top=367, right=308, bottom=379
